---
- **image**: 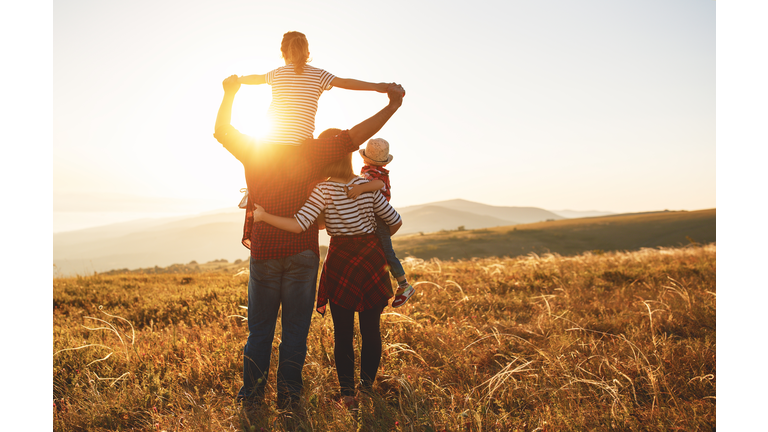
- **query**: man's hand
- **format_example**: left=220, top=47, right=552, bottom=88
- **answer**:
left=387, top=83, right=405, bottom=109
left=347, top=83, right=406, bottom=146
left=222, top=74, right=241, bottom=94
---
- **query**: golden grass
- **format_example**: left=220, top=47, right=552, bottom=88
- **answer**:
left=53, top=244, right=715, bottom=431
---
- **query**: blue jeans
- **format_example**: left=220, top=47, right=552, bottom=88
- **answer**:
left=375, top=216, right=405, bottom=279
left=237, top=249, right=319, bottom=407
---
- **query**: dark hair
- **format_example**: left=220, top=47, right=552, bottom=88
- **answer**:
left=281, top=31, right=310, bottom=74
left=318, top=128, right=342, bottom=139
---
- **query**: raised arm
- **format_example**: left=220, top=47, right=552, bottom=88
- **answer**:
left=347, top=84, right=405, bottom=146
left=214, top=75, right=240, bottom=134
left=331, top=77, right=388, bottom=92
left=213, top=75, right=255, bottom=163
left=252, top=205, right=303, bottom=233
left=303, top=84, right=406, bottom=173
left=238, top=74, right=267, bottom=85
left=347, top=179, right=385, bottom=200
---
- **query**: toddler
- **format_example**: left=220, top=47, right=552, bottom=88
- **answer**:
left=346, top=138, right=415, bottom=307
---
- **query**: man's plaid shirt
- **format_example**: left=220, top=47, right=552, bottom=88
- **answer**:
left=215, top=124, right=359, bottom=260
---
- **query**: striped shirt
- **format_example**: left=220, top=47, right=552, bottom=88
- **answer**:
left=264, top=64, right=336, bottom=146
left=295, top=177, right=402, bottom=236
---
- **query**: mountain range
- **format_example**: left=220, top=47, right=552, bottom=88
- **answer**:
left=53, top=199, right=614, bottom=276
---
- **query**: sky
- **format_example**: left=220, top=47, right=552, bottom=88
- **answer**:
left=51, top=0, right=716, bottom=232
left=5, top=2, right=768, bottom=428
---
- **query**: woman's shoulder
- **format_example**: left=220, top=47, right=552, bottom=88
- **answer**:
left=315, top=180, right=347, bottom=190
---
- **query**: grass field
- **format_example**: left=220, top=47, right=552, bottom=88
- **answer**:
left=53, top=244, right=715, bottom=431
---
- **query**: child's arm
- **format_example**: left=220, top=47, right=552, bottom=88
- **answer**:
left=389, top=220, right=403, bottom=236
left=347, top=179, right=386, bottom=200
left=238, top=74, right=267, bottom=85
left=253, top=204, right=303, bottom=233
left=331, top=77, right=390, bottom=93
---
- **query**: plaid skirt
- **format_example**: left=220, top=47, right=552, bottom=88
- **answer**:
left=316, top=234, right=393, bottom=315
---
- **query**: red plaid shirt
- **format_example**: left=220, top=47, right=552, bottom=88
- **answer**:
left=316, top=234, right=393, bottom=315
left=215, top=125, right=359, bottom=260
left=360, top=165, right=391, bottom=202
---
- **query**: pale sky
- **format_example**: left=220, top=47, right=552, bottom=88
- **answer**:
left=7, top=3, right=768, bottom=427
left=53, top=0, right=715, bottom=231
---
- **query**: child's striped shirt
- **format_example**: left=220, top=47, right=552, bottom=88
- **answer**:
left=265, top=64, right=336, bottom=146
left=295, top=177, right=401, bottom=235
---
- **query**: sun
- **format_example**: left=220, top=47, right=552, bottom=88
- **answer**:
left=239, top=115, right=273, bottom=140
left=230, top=85, right=273, bottom=139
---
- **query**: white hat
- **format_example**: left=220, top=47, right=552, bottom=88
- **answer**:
left=359, top=138, right=394, bottom=166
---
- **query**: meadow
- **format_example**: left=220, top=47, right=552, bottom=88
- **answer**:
left=53, top=244, right=715, bottom=431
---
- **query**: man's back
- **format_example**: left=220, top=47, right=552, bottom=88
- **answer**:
left=217, top=125, right=358, bottom=259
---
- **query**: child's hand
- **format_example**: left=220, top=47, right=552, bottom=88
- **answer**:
left=252, top=204, right=266, bottom=221
left=346, top=185, right=365, bottom=200
left=222, top=75, right=241, bottom=93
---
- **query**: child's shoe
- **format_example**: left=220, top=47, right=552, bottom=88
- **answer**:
left=392, top=284, right=415, bottom=308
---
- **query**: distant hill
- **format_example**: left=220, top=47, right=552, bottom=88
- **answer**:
left=55, top=221, right=249, bottom=276
left=398, top=199, right=564, bottom=225
left=392, top=209, right=715, bottom=261
left=397, top=205, right=515, bottom=235
left=54, top=211, right=249, bottom=275
left=57, top=199, right=690, bottom=276
left=550, top=209, right=616, bottom=219
left=54, top=199, right=571, bottom=275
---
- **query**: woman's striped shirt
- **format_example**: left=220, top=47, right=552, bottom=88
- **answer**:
left=264, top=64, right=336, bottom=146
left=295, top=177, right=401, bottom=236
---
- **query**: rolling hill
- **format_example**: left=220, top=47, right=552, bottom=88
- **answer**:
left=397, top=199, right=564, bottom=225
left=392, top=209, right=715, bottom=261
left=395, top=205, right=515, bottom=235
left=53, top=199, right=712, bottom=276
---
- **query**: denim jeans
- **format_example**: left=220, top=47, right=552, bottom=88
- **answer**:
left=237, top=249, right=319, bottom=407
left=375, top=216, right=405, bottom=279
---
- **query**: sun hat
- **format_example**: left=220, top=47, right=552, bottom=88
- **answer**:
left=359, top=138, right=394, bottom=166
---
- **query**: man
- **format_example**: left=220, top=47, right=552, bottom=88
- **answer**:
left=213, top=74, right=405, bottom=410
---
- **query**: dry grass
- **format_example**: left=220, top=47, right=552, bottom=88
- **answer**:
left=53, top=244, right=715, bottom=431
